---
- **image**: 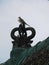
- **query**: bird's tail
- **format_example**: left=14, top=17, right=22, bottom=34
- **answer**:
left=25, top=22, right=30, bottom=26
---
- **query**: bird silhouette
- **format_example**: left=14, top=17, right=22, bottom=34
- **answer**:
left=18, top=17, right=30, bottom=26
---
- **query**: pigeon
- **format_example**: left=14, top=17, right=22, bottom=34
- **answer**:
left=18, top=17, right=30, bottom=26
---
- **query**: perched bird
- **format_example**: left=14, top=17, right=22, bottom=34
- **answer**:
left=18, top=17, right=30, bottom=26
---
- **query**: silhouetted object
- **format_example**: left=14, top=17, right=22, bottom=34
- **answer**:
left=11, top=17, right=36, bottom=48
left=0, top=37, right=49, bottom=65
left=19, top=24, right=27, bottom=37
left=18, top=17, right=30, bottom=26
left=0, top=17, right=49, bottom=65
left=18, top=17, right=30, bottom=37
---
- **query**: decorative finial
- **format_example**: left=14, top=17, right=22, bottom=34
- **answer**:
left=11, top=17, right=36, bottom=48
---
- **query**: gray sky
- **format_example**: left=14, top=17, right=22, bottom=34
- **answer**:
left=0, top=0, right=49, bottom=63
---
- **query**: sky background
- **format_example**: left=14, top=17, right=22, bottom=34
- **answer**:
left=0, top=0, right=49, bottom=63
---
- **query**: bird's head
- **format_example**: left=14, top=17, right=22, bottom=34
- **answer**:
left=18, top=17, right=24, bottom=24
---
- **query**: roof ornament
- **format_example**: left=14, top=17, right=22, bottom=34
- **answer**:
left=11, top=17, right=36, bottom=48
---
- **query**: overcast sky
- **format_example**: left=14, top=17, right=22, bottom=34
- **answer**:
left=0, top=0, right=49, bottom=63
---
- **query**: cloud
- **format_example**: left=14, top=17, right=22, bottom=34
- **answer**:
left=0, top=0, right=49, bottom=63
